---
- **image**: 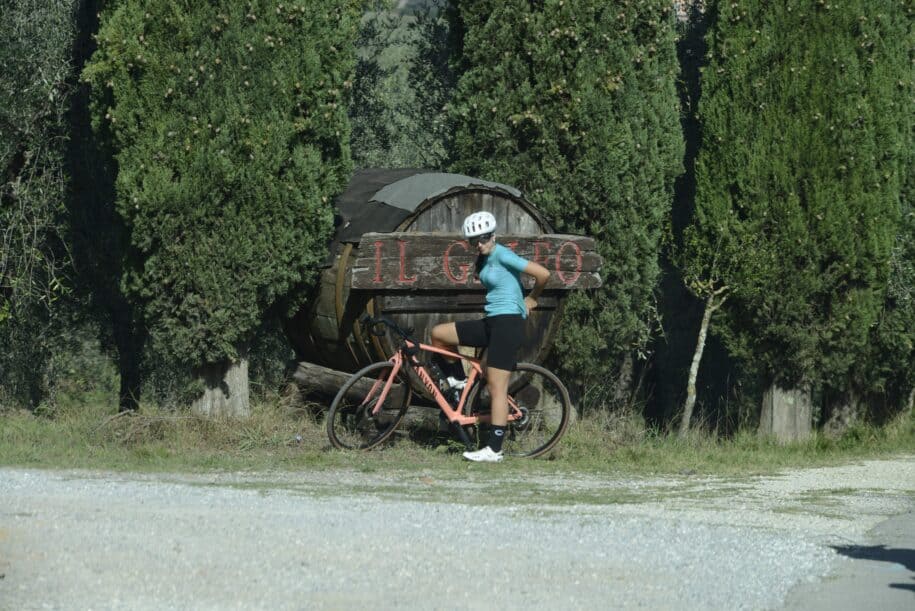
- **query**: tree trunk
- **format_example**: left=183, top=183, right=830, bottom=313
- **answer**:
left=823, top=390, right=860, bottom=437
left=192, top=354, right=250, bottom=418
left=759, top=383, right=812, bottom=443
left=612, top=353, right=634, bottom=407
left=113, top=304, right=145, bottom=412
left=679, top=293, right=718, bottom=437
left=906, top=387, right=914, bottom=415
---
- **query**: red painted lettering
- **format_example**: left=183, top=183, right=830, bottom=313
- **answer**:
left=373, top=241, right=384, bottom=284
left=555, top=241, right=582, bottom=286
left=505, top=241, right=519, bottom=252
left=444, top=240, right=472, bottom=285
left=398, top=240, right=417, bottom=284
left=533, top=241, right=552, bottom=266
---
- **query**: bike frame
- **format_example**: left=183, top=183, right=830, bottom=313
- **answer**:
left=365, top=339, right=523, bottom=427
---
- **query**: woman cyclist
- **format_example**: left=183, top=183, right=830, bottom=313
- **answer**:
left=431, top=211, right=551, bottom=462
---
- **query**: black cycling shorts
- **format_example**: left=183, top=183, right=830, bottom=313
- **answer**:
left=455, top=314, right=524, bottom=372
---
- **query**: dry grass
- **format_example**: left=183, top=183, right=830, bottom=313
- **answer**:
left=1, top=389, right=913, bottom=476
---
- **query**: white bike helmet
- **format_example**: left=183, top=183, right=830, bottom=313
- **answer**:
left=462, top=211, right=497, bottom=238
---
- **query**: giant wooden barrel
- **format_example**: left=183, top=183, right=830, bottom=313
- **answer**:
left=283, top=169, right=597, bottom=396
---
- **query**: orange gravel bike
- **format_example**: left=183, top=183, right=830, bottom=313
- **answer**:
left=326, top=315, right=571, bottom=458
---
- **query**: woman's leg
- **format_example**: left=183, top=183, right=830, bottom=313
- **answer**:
left=486, top=366, right=511, bottom=428
left=430, top=322, right=466, bottom=382
left=431, top=322, right=459, bottom=353
left=462, top=364, right=511, bottom=460
left=464, top=316, right=521, bottom=460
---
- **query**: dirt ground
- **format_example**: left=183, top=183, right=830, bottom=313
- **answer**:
left=1, top=456, right=913, bottom=609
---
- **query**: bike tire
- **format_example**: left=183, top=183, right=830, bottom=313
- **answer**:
left=464, top=363, right=571, bottom=458
left=326, top=361, right=412, bottom=450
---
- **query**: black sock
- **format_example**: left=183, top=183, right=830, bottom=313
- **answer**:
left=488, top=426, right=506, bottom=453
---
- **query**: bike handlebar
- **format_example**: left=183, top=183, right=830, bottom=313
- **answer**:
left=359, top=314, right=414, bottom=343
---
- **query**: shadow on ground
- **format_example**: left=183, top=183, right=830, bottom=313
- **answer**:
left=832, top=544, right=915, bottom=593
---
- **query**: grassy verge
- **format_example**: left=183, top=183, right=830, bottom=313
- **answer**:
left=1, top=395, right=913, bottom=477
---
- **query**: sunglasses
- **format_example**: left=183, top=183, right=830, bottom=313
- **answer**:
left=469, top=233, right=494, bottom=247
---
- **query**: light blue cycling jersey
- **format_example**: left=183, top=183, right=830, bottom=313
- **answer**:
left=479, top=243, right=530, bottom=318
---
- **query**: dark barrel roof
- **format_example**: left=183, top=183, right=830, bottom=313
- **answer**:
left=333, top=168, right=523, bottom=243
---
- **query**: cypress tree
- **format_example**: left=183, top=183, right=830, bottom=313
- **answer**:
left=683, top=1, right=911, bottom=421
left=448, top=1, right=683, bottom=395
left=859, top=3, right=915, bottom=416
left=860, top=181, right=915, bottom=416
left=83, top=1, right=361, bottom=416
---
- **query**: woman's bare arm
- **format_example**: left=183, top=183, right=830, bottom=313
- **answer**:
left=523, top=261, right=551, bottom=313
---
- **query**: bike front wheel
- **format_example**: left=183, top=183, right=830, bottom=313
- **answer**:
left=464, top=363, right=571, bottom=458
left=327, top=361, right=412, bottom=450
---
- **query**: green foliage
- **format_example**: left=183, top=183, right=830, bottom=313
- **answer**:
left=448, top=1, right=684, bottom=386
left=864, top=68, right=915, bottom=404
left=138, top=317, right=294, bottom=409
left=684, top=0, right=912, bottom=392
left=863, top=190, right=915, bottom=404
left=0, top=0, right=76, bottom=312
left=64, top=1, right=151, bottom=411
left=83, top=1, right=361, bottom=367
left=0, top=0, right=79, bottom=407
left=350, top=0, right=453, bottom=169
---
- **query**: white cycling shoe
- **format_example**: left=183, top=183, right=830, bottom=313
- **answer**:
left=462, top=446, right=504, bottom=463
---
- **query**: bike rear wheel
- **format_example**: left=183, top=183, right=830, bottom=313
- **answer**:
left=464, top=363, right=571, bottom=458
left=327, top=361, right=412, bottom=450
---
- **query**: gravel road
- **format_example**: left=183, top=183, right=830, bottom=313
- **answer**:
left=1, top=457, right=913, bottom=610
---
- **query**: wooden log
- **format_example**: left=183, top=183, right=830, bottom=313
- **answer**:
left=291, top=361, right=444, bottom=432
left=292, top=361, right=406, bottom=405
left=351, top=232, right=602, bottom=290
